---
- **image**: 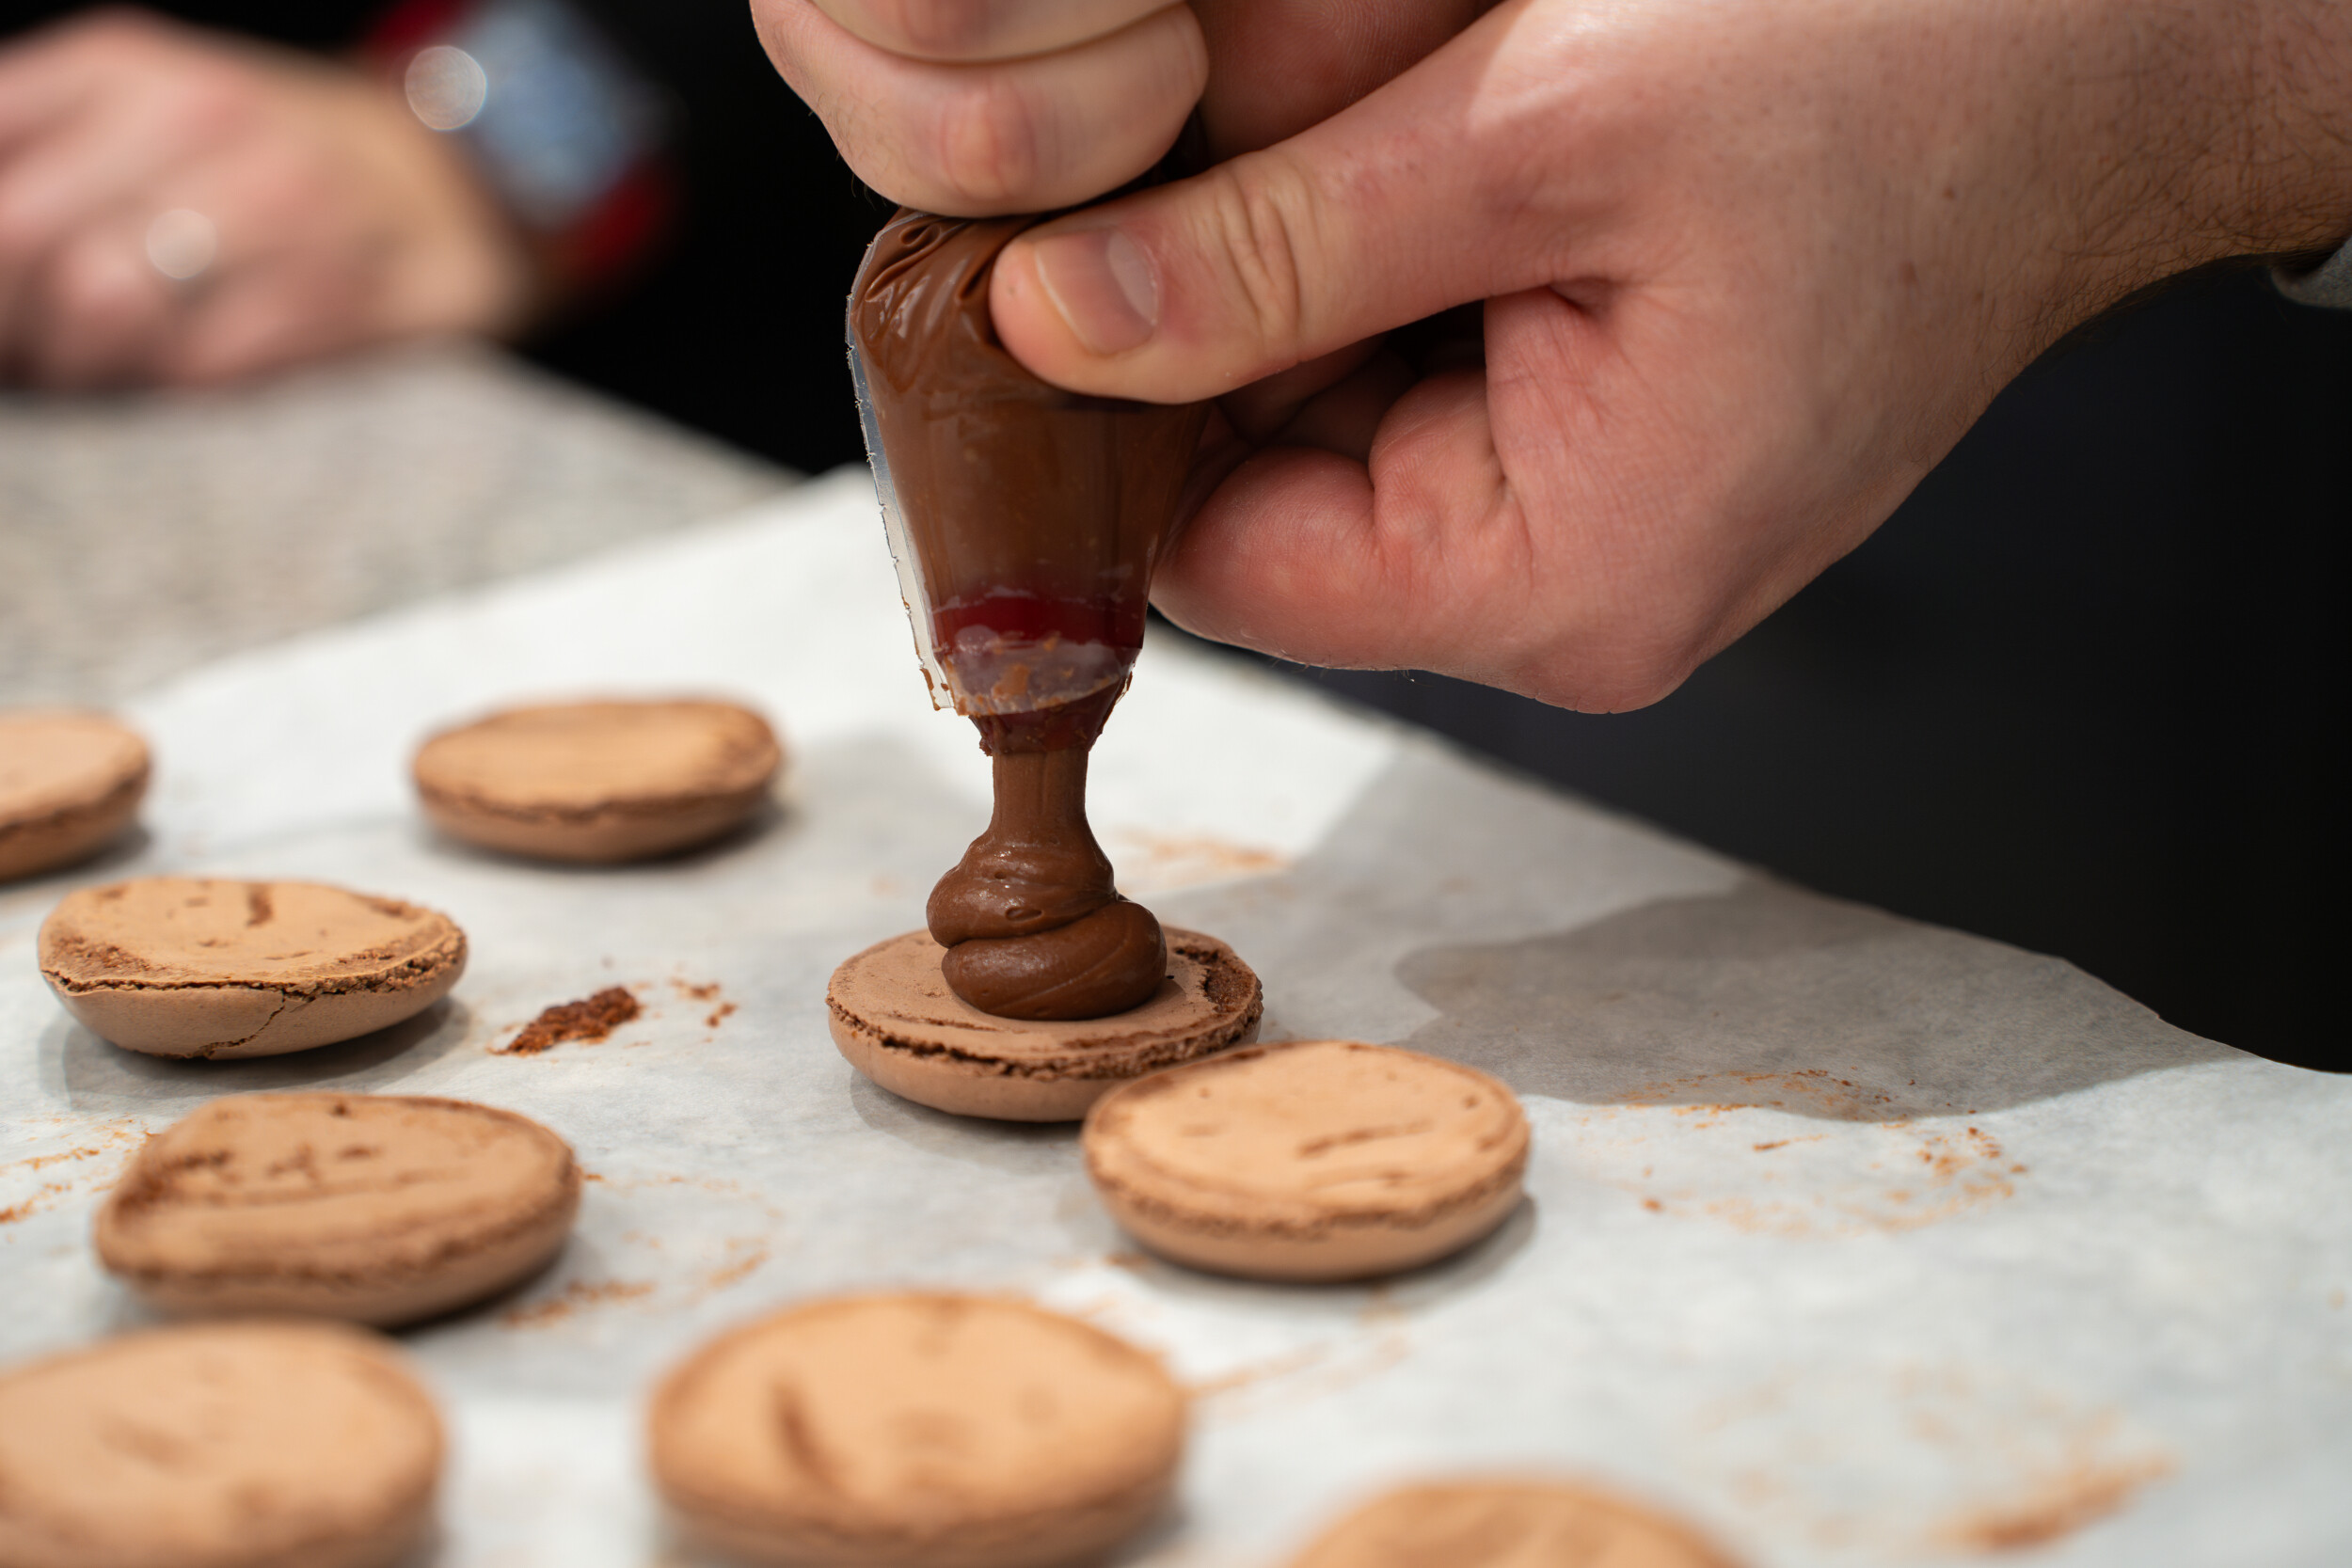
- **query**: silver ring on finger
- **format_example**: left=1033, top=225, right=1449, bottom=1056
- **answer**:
left=144, top=208, right=219, bottom=286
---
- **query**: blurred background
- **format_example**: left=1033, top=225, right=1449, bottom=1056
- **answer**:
left=3, top=0, right=2345, bottom=1071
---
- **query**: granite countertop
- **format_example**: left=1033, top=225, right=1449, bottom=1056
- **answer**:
left=0, top=340, right=788, bottom=706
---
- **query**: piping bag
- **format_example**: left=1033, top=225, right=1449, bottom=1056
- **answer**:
left=849, top=212, right=1208, bottom=751
left=848, top=210, right=1211, bottom=1019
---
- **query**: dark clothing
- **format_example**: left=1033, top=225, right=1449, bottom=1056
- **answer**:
left=506, top=0, right=888, bottom=474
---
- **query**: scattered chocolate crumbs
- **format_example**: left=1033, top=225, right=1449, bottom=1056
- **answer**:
left=499, top=987, right=642, bottom=1055
left=501, top=1277, right=656, bottom=1326
left=1942, top=1457, right=2173, bottom=1551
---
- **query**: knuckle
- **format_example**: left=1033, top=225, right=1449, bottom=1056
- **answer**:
left=1200, top=159, right=1313, bottom=365
left=864, top=0, right=1002, bottom=58
left=927, top=74, right=1039, bottom=209
left=1147, top=6, right=1209, bottom=103
left=49, top=248, right=150, bottom=333
left=239, top=135, right=323, bottom=199
left=167, top=68, right=256, bottom=136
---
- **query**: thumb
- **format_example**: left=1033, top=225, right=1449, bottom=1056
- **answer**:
left=991, top=0, right=1569, bottom=404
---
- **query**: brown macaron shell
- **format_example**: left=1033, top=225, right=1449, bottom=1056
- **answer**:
left=827, top=927, right=1262, bottom=1121
left=1285, top=1478, right=1745, bottom=1568
left=649, top=1292, right=1185, bottom=1568
left=39, top=878, right=466, bottom=1058
left=1084, top=1040, right=1531, bottom=1282
left=412, top=698, right=782, bottom=863
left=0, top=709, right=150, bottom=883
left=0, top=1319, right=443, bottom=1568
left=97, top=1093, right=580, bottom=1327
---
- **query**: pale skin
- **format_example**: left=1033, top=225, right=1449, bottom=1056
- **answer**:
left=756, top=0, right=2352, bottom=710
left=0, top=8, right=532, bottom=389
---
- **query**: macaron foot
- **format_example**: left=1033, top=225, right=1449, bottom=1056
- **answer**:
left=826, top=927, right=1261, bottom=1121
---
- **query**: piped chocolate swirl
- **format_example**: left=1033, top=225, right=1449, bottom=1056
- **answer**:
left=926, top=749, right=1167, bottom=1020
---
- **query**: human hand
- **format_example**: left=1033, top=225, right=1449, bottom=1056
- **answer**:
left=0, top=8, right=533, bottom=389
left=753, top=0, right=1486, bottom=213
left=765, top=0, right=2352, bottom=709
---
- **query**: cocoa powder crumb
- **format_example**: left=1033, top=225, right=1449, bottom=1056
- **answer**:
left=501, top=1277, right=655, bottom=1325
left=499, top=987, right=642, bottom=1055
left=1942, top=1457, right=2173, bottom=1551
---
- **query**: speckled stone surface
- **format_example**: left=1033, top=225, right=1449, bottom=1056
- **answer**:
left=0, top=341, right=789, bottom=705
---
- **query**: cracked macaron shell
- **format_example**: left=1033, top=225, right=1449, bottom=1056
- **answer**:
left=1083, top=1040, right=1531, bottom=1281
left=0, top=708, right=149, bottom=883
left=39, top=878, right=466, bottom=1058
left=97, top=1093, right=580, bottom=1327
left=826, top=927, right=1262, bottom=1121
left=0, top=1319, right=443, bottom=1568
left=650, top=1292, right=1185, bottom=1568
left=412, top=698, right=782, bottom=863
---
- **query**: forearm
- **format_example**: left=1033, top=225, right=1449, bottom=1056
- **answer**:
left=2047, top=0, right=2352, bottom=311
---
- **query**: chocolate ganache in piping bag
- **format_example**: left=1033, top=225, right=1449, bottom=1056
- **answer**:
left=850, top=209, right=1210, bottom=1021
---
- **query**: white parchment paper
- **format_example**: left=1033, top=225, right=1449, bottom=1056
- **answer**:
left=3, top=468, right=2346, bottom=1567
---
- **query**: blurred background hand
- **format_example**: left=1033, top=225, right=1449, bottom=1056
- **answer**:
left=754, top=0, right=1486, bottom=215
left=0, top=7, right=532, bottom=388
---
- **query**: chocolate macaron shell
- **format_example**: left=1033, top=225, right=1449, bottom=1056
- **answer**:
left=412, top=698, right=782, bottom=863
left=827, top=927, right=1262, bottom=1121
left=0, top=709, right=150, bottom=883
left=38, top=878, right=466, bottom=1059
left=649, top=1292, right=1185, bottom=1568
left=0, top=1320, right=443, bottom=1568
left=1285, top=1479, right=1745, bottom=1568
left=1083, top=1040, right=1531, bottom=1283
left=96, top=1094, right=580, bottom=1327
